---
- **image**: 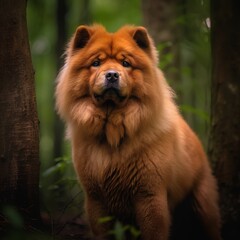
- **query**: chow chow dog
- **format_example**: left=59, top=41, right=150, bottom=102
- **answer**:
left=55, top=24, right=221, bottom=240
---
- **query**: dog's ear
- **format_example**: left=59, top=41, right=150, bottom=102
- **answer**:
left=132, top=27, right=158, bottom=65
left=72, top=26, right=91, bottom=49
left=133, top=27, right=150, bottom=50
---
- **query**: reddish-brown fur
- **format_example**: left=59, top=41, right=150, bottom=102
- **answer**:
left=55, top=25, right=221, bottom=240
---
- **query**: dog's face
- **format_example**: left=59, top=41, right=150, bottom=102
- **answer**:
left=62, top=25, right=158, bottom=108
left=56, top=25, right=161, bottom=143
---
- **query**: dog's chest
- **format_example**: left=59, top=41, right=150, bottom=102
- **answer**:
left=99, top=161, right=145, bottom=217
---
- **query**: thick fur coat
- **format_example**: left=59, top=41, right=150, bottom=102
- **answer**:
left=55, top=25, right=221, bottom=240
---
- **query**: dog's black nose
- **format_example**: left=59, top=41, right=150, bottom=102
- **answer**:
left=105, top=71, right=119, bottom=83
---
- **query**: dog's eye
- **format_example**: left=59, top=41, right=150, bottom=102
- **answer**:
left=122, top=60, right=131, bottom=68
left=92, top=60, right=101, bottom=67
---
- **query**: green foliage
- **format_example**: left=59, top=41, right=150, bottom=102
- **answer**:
left=180, top=104, right=210, bottom=123
left=43, top=156, right=73, bottom=178
left=41, top=156, right=83, bottom=214
left=157, top=42, right=175, bottom=71
left=42, top=156, right=79, bottom=199
left=1, top=206, right=51, bottom=240
left=99, top=217, right=141, bottom=240
left=98, top=216, right=114, bottom=224
left=2, top=206, right=24, bottom=230
left=92, top=0, right=141, bottom=31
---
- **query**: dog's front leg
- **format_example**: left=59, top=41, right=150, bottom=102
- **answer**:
left=135, top=192, right=170, bottom=240
left=85, top=196, right=111, bottom=238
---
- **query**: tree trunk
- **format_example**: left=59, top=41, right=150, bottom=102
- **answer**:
left=53, top=0, right=68, bottom=159
left=141, top=0, right=181, bottom=89
left=209, top=0, right=240, bottom=239
left=0, top=0, right=40, bottom=225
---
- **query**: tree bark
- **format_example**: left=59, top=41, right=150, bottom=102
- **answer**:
left=141, top=0, right=181, bottom=87
left=0, top=0, right=40, bottom=224
left=209, top=0, right=240, bottom=239
left=53, top=0, right=68, bottom=159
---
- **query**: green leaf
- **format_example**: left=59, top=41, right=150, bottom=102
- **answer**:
left=180, top=104, right=210, bottom=122
left=109, top=221, right=126, bottom=240
left=98, top=216, right=114, bottom=224
left=3, top=206, right=24, bottom=229
left=129, top=226, right=141, bottom=238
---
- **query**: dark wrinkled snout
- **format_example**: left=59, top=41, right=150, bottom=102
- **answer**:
left=105, top=70, right=119, bottom=90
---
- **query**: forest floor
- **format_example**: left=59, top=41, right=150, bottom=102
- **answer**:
left=0, top=213, right=94, bottom=240
left=42, top=213, right=94, bottom=240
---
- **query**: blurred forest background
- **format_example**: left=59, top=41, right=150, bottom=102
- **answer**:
left=27, top=0, right=211, bottom=218
left=1, top=0, right=240, bottom=239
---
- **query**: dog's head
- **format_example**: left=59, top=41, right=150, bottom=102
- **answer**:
left=56, top=25, right=166, bottom=143
left=57, top=25, right=158, bottom=109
